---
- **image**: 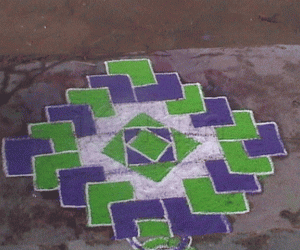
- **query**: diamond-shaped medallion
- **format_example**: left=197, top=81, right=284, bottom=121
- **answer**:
left=102, top=113, right=200, bottom=182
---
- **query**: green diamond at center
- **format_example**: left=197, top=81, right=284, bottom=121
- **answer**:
left=102, top=113, right=201, bottom=182
left=130, top=130, right=169, bottom=161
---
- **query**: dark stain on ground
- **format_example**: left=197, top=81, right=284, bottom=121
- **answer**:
left=8, top=206, right=31, bottom=236
left=40, top=190, right=60, bottom=200
left=85, top=226, right=115, bottom=246
left=46, top=207, right=86, bottom=235
left=0, top=208, right=6, bottom=225
left=235, top=234, right=270, bottom=250
left=258, top=13, right=280, bottom=23
left=29, top=204, right=88, bottom=239
left=269, top=228, right=295, bottom=233
left=192, top=233, right=224, bottom=245
left=1, top=178, right=34, bottom=199
left=39, top=244, right=68, bottom=250
left=31, top=204, right=48, bottom=220
left=226, top=215, right=236, bottom=225
left=280, top=210, right=300, bottom=228
left=191, top=52, right=224, bottom=58
left=202, top=69, right=241, bottom=110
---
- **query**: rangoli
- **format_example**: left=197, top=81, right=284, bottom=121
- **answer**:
left=2, top=58, right=287, bottom=249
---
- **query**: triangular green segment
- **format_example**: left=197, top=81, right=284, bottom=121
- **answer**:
left=102, top=131, right=126, bottom=165
left=107, top=59, right=156, bottom=87
left=125, top=113, right=164, bottom=128
left=67, top=89, right=115, bottom=118
left=129, top=162, right=176, bottom=182
left=171, top=129, right=201, bottom=161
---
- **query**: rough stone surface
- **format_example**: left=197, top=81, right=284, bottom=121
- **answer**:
left=5, top=74, right=26, bottom=94
left=68, top=240, right=132, bottom=250
left=15, top=62, right=42, bottom=72
left=0, top=72, right=5, bottom=87
left=45, top=61, right=97, bottom=75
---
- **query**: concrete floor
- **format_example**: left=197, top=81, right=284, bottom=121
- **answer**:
left=1, top=1, right=300, bottom=249
left=0, top=45, right=299, bottom=249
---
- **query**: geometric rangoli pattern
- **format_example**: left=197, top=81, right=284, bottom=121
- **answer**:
left=2, top=58, right=287, bottom=250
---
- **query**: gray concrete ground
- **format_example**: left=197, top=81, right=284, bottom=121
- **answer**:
left=0, top=45, right=300, bottom=249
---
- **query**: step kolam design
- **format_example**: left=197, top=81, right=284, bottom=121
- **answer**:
left=2, top=59, right=287, bottom=250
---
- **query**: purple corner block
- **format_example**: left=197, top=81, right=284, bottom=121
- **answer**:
left=127, top=147, right=151, bottom=165
left=206, top=160, right=261, bottom=193
left=47, top=104, right=96, bottom=137
left=124, top=129, right=140, bottom=143
left=191, top=97, right=234, bottom=127
left=4, top=137, right=53, bottom=176
left=243, top=123, right=286, bottom=157
left=88, top=75, right=136, bottom=103
left=135, top=73, right=184, bottom=102
left=110, top=199, right=165, bottom=239
left=163, top=198, right=231, bottom=236
left=58, top=166, right=105, bottom=207
left=159, top=146, right=175, bottom=162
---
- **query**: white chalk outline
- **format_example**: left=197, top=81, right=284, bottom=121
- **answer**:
left=221, top=214, right=233, bottom=233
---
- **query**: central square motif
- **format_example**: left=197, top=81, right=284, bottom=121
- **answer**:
left=127, top=129, right=171, bottom=163
left=102, top=113, right=200, bottom=182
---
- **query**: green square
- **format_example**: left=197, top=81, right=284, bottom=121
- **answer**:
left=107, top=59, right=156, bottom=86
left=67, top=89, right=115, bottom=118
left=138, top=221, right=171, bottom=237
left=130, top=130, right=168, bottom=160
